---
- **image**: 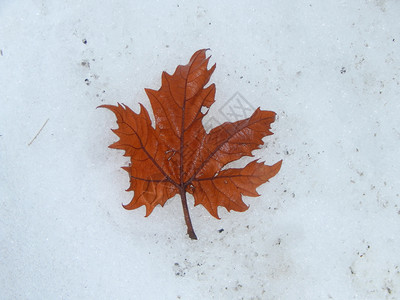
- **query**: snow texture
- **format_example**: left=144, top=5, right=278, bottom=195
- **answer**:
left=1, top=1, right=400, bottom=299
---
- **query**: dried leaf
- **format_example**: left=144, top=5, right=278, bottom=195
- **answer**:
left=99, top=49, right=282, bottom=239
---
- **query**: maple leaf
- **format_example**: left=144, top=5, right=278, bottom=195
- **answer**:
left=99, top=49, right=282, bottom=239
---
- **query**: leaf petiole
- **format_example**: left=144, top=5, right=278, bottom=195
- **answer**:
left=179, top=188, right=197, bottom=240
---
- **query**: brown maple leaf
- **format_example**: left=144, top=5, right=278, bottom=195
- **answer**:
left=99, top=49, right=282, bottom=239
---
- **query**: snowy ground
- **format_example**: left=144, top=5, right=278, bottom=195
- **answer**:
left=1, top=1, right=400, bottom=299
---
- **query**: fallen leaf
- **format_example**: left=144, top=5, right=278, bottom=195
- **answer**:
left=99, top=49, right=282, bottom=239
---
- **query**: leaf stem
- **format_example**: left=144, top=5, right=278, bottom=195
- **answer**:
left=179, top=188, right=197, bottom=240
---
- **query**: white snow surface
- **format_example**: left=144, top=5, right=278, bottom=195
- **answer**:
left=1, top=1, right=400, bottom=299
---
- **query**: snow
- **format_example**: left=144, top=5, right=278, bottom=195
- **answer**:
left=1, top=0, right=400, bottom=299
